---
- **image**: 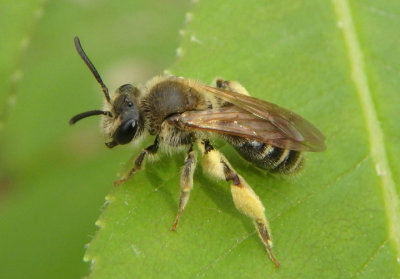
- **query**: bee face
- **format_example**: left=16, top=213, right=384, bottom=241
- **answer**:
left=104, top=84, right=143, bottom=148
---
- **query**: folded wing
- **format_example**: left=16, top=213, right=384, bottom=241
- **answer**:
left=193, top=84, right=326, bottom=152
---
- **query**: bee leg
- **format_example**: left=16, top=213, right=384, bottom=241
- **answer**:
left=170, top=145, right=197, bottom=231
left=114, top=137, right=159, bottom=186
left=198, top=139, right=280, bottom=267
left=213, top=78, right=250, bottom=96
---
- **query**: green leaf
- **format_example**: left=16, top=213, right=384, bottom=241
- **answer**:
left=0, top=1, right=188, bottom=279
left=0, top=0, right=45, bottom=128
left=85, top=0, right=400, bottom=278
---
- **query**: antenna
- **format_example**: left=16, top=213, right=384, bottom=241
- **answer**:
left=74, top=36, right=111, bottom=103
left=69, top=110, right=112, bottom=125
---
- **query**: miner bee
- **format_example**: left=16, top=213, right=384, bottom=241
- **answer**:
left=70, top=37, right=326, bottom=266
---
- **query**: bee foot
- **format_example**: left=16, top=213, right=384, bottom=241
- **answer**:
left=113, top=178, right=126, bottom=186
left=170, top=218, right=180, bottom=231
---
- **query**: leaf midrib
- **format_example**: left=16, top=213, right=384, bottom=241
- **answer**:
left=332, top=0, right=400, bottom=257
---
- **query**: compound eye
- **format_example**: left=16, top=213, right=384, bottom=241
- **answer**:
left=113, top=120, right=137, bottom=145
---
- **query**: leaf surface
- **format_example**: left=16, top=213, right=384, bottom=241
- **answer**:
left=0, top=1, right=188, bottom=279
left=85, top=0, right=400, bottom=278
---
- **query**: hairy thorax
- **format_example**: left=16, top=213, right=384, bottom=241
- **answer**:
left=140, top=77, right=208, bottom=136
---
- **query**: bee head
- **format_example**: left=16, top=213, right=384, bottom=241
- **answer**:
left=102, top=84, right=143, bottom=148
left=69, top=37, right=143, bottom=149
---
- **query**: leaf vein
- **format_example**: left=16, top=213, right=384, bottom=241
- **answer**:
left=271, top=155, right=369, bottom=221
left=353, top=239, right=388, bottom=278
left=194, top=232, right=255, bottom=278
left=332, top=0, right=400, bottom=259
left=359, top=2, right=399, bottom=20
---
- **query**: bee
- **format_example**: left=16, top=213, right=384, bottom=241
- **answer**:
left=70, top=36, right=326, bottom=267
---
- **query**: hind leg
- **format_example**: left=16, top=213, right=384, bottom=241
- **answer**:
left=213, top=78, right=250, bottom=96
left=199, top=139, right=279, bottom=267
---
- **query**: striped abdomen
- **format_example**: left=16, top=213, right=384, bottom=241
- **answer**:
left=226, top=137, right=304, bottom=174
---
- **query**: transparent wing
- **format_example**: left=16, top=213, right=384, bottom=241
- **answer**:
left=195, top=84, right=326, bottom=151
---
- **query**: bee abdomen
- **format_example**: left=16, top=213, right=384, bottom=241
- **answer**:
left=227, top=137, right=304, bottom=174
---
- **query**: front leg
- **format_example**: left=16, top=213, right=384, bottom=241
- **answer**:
left=114, top=137, right=159, bottom=186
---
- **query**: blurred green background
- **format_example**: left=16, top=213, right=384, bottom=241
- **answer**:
left=0, top=1, right=189, bottom=278
left=2, top=1, right=400, bottom=278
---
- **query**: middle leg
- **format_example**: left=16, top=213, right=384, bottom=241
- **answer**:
left=170, top=145, right=197, bottom=231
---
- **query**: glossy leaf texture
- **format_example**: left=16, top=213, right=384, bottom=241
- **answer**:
left=85, top=0, right=400, bottom=278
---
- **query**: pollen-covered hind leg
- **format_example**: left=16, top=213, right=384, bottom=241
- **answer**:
left=213, top=78, right=250, bottom=96
left=114, top=137, right=159, bottom=186
left=199, top=139, right=280, bottom=267
left=170, top=146, right=197, bottom=231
